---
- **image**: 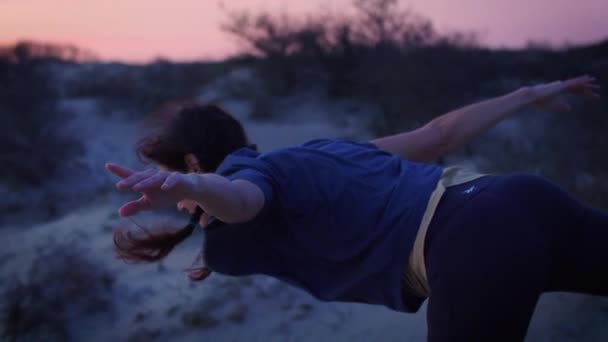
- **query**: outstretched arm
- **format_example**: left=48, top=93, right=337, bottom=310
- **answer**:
left=371, top=75, right=600, bottom=162
left=187, top=174, right=265, bottom=224
left=106, top=163, right=265, bottom=224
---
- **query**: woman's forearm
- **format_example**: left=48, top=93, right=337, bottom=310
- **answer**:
left=188, top=173, right=263, bottom=224
left=371, top=87, right=535, bottom=162
left=427, top=87, right=535, bottom=156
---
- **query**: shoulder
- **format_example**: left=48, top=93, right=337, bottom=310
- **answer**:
left=216, top=138, right=384, bottom=179
left=301, top=138, right=379, bottom=151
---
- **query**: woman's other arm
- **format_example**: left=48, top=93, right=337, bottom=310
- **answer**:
left=371, top=75, right=599, bottom=162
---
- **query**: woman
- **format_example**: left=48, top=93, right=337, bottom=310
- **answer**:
left=107, top=75, right=603, bottom=341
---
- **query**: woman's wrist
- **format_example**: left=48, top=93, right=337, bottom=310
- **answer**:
left=183, top=173, right=207, bottom=201
left=512, top=86, right=540, bottom=109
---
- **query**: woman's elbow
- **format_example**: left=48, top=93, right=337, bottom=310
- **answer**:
left=224, top=180, right=265, bottom=224
left=410, top=124, right=449, bottom=162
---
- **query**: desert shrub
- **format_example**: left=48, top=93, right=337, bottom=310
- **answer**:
left=0, top=42, right=85, bottom=189
left=65, top=60, right=230, bottom=115
left=222, top=0, right=608, bottom=210
left=0, top=244, right=115, bottom=341
left=221, top=0, right=607, bottom=125
left=221, top=0, right=481, bottom=130
left=0, top=41, right=96, bottom=63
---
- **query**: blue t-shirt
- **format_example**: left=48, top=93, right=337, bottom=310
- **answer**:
left=203, top=138, right=442, bottom=312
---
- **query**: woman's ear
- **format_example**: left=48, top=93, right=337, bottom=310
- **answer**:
left=184, top=153, right=201, bottom=173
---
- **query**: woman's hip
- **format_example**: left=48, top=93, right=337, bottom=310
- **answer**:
left=423, top=172, right=588, bottom=289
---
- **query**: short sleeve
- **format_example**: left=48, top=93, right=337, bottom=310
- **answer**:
left=226, top=168, right=275, bottom=220
left=353, top=140, right=379, bottom=150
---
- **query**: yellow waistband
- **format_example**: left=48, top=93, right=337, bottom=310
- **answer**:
left=404, top=166, right=487, bottom=297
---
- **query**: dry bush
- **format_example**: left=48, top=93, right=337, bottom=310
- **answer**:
left=1, top=244, right=115, bottom=341
left=65, top=60, right=228, bottom=115
left=0, top=41, right=96, bottom=63
left=221, top=0, right=480, bottom=125
left=0, top=42, right=85, bottom=190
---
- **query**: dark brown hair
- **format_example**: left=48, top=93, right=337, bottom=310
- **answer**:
left=113, top=105, right=250, bottom=279
left=136, top=104, right=250, bottom=172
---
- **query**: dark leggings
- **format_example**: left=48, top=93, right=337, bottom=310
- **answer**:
left=424, top=172, right=608, bottom=341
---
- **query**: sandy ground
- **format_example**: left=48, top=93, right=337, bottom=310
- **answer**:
left=3, top=200, right=608, bottom=342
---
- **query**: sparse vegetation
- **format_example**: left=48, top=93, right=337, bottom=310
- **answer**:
left=0, top=42, right=85, bottom=190
left=222, top=0, right=608, bottom=208
left=65, top=59, right=231, bottom=115
left=0, top=244, right=115, bottom=341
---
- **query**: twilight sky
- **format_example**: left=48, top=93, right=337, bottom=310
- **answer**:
left=1, top=0, right=607, bottom=63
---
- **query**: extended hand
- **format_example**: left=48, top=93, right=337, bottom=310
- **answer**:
left=529, top=75, right=600, bottom=112
left=105, top=163, right=199, bottom=217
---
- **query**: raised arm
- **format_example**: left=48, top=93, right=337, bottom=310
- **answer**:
left=371, top=75, right=599, bottom=162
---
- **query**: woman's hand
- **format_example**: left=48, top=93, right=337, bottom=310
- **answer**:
left=105, top=163, right=200, bottom=217
left=526, top=75, right=600, bottom=112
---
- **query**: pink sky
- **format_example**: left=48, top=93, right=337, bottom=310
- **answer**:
left=1, top=0, right=607, bottom=63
